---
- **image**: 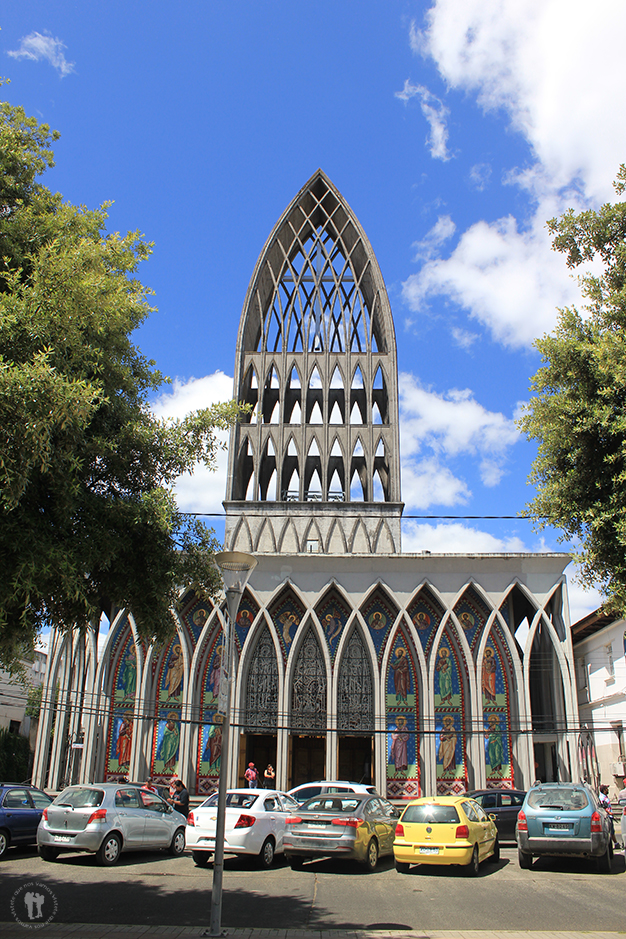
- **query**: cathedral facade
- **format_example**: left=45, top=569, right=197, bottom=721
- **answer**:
left=33, top=171, right=579, bottom=798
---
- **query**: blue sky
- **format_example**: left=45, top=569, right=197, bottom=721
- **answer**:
left=4, top=0, right=624, bottom=625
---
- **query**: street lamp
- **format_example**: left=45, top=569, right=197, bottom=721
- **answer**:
left=209, top=550, right=257, bottom=937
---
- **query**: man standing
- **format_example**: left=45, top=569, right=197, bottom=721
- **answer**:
left=244, top=762, right=259, bottom=788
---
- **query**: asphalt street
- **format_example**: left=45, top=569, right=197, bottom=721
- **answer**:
left=0, top=845, right=624, bottom=934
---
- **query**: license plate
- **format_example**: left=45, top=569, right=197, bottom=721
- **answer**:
left=54, top=835, right=72, bottom=843
left=419, top=846, right=439, bottom=855
left=307, top=821, right=327, bottom=826
left=548, top=824, right=571, bottom=830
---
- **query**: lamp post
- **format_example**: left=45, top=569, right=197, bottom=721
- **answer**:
left=209, top=550, right=257, bottom=937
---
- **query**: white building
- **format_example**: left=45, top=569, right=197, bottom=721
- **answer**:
left=573, top=611, right=626, bottom=798
left=0, top=650, right=48, bottom=747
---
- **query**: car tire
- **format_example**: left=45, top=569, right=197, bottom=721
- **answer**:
left=290, top=856, right=305, bottom=870
left=518, top=847, right=533, bottom=869
left=465, top=845, right=480, bottom=876
left=258, top=837, right=275, bottom=869
left=489, top=837, right=500, bottom=863
left=192, top=850, right=211, bottom=867
left=596, top=842, right=613, bottom=874
left=169, top=828, right=186, bottom=856
left=95, top=832, right=122, bottom=867
left=0, top=829, right=9, bottom=859
left=395, top=859, right=410, bottom=874
left=363, top=838, right=379, bottom=872
left=38, top=845, right=60, bottom=862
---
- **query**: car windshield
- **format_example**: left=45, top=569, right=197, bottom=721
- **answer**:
left=54, top=787, right=104, bottom=808
left=201, top=792, right=258, bottom=810
left=301, top=796, right=362, bottom=814
left=402, top=803, right=460, bottom=824
left=527, top=788, right=589, bottom=810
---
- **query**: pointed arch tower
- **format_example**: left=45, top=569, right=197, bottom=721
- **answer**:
left=225, top=169, right=403, bottom=554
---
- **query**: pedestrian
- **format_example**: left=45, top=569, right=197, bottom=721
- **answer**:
left=169, top=776, right=179, bottom=801
left=244, top=762, right=259, bottom=788
left=168, top=778, right=190, bottom=816
left=598, top=784, right=619, bottom=847
left=263, top=764, right=275, bottom=788
left=143, top=776, right=158, bottom=793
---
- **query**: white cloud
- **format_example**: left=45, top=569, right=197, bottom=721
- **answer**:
left=151, top=372, right=234, bottom=514
left=8, top=31, right=75, bottom=77
left=402, top=521, right=527, bottom=553
left=412, top=214, right=456, bottom=261
left=565, top=570, right=604, bottom=626
left=399, top=371, right=519, bottom=502
left=395, top=80, right=452, bottom=161
left=468, top=163, right=491, bottom=191
left=402, top=0, right=626, bottom=348
left=450, top=326, right=479, bottom=350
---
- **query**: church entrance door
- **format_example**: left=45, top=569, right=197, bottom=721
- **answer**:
left=239, top=733, right=277, bottom=788
left=338, top=735, right=373, bottom=784
left=290, top=735, right=325, bottom=788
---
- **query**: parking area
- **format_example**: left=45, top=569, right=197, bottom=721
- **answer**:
left=0, top=844, right=624, bottom=933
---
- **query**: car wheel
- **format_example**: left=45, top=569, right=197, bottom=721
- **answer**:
left=169, top=828, right=186, bottom=856
left=258, top=837, right=275, bottom=869
left=95, top=832, right=122, bottom=867
left=489, top=837, right=500, bottom=863
left=0, top=829, right=9, bottom=859
left=192, top=850, right=211, bottom=867
left=518, top=847, right=533, bottom=869
left=363, top=838, right=379, bottom=872
left=596, top=842, right=613, bottom=874
left=38, top=845, right=60, bottom=862
left=290, top=856, right=305, bottom=870
left=465, top=845, right=480, bottom=876
left=395, top=859, right=410, bottom=874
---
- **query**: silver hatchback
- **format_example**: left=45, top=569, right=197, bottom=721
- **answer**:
left=37, top=784, right=187, bottom=866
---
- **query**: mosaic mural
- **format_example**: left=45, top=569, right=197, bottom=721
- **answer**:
left=386, top=626, right=420, bottom=800
left=434, top=632, right=468, bottom=794
left=104, top=626, right=138, bottom=781
left=482, top=632, right=514, bottom=788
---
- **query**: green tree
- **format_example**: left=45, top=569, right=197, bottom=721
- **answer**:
left=0, top=88, right=242, bottom=667
left=519, top=165, right=626, bottom=612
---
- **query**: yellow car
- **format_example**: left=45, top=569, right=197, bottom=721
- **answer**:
left=393, top=795, right=499, bottom=875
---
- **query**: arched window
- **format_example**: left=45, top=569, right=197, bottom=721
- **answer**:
left=291, top=628, right=326, bottom=731
left=245, top=629, right=278, bottom=733
left=337, top=630, right=373, bottom=731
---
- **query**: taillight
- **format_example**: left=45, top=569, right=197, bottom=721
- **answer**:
left=87, top=809, right=107, bottom=825
left=590, top=811, right=602, bottom=833
left=234, top=814, right=256, bottom=829
left=455, top=824, right=469, bottom=839
left=286, top=816, right=302, bottom=825
left=395, top=822, right=404, bottom=837
left=187, top=812, right=195, bottom=826
left=517, top=810, right=528, bottom=832
left=41, top=808, right=48, bottom=822
left=331, top=816, right=363, bottom=828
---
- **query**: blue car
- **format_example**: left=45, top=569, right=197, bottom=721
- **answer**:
left=0, top=783, right=53, bottom=858
left=516, top=782, right=613, bottom=872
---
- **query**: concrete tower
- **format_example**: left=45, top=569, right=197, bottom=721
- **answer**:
left=224, top=169, right=404, bottom=555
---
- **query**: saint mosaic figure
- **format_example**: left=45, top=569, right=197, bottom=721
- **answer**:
left=486, top=714, right=503, bottom=773
left=119, top=646, right=137, bottom=700
left=163, top=644, right=184, bottom=700
left=390, top=646, right=410, bottom=703
left=438, top=715, right=457, bottom=774
left=116, top=711, right=133, bottom=769
left=157, top=712, right=180, bottom=772
left=435, top=647, right=452, bottom=702
left=482, top=647, right=497, bottom=703
left=389, top=715, right=409, bottom=773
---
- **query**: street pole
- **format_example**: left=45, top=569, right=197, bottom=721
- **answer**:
left=209, top=551, right=257, bottom=938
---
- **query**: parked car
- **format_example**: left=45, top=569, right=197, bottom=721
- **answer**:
left=466, top=789, right=526, bottom=840
left=284, top=793, right=398, bottom=871
left=393, top=795, right=499, bottom=875
left=186, top=788, right=301, bottom=868
left=287, top=780, right=377, bottom=804
left=0, top=784, right=53, bottom=859
left=516, top=782, right=613, bottom=872
left=37, top=783, right=187, bottom=866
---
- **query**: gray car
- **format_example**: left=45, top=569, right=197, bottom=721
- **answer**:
left=37, top=783, right=187, bottom=866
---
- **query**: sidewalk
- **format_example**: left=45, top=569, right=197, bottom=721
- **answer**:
left=1, top=925, right=625, bottom=939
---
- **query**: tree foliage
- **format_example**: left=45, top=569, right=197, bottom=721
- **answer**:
left=519, top=165, right=626, bottom=613
left=0, top=87, right=242, bottom=667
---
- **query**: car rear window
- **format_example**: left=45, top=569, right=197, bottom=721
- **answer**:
left=527, top=788, right=589, bottom=810
left=402, top=803, right=460, bottom=824
left=201, top=792, right=257, bottom=810
left=55, top=787, right=104, bottom=808
left=302, top=796, right=362, bottom=813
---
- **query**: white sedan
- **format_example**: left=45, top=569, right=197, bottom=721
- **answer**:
left=186, top=788, right=301, bottom=868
